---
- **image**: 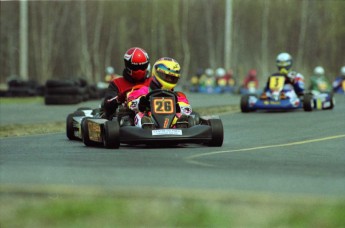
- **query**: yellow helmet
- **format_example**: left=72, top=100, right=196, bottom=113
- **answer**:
left=152, top=57, right=181, bottom=90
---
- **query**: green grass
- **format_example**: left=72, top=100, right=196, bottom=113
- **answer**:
left=1, top=187, right=344, bottom=227
left=0, top=96, right=43, bottom=104
left=0, top=122, right=65, bottom=137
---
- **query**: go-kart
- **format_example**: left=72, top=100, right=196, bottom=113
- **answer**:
left=66, top=89, right=224, bottom=149
left=240, top=74, right=334, bottom=112
left=332, top=76, right=345, bottom=94
left=239, top=81, right=261, bottom=95
left=240, top=74, right=303, bottom=112
left=303, top=91, right=334, bottom=111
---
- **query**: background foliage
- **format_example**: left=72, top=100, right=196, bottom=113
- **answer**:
left=1, top=0, right=344, bottom=86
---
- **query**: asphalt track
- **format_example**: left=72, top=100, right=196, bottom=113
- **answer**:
left=1, top=93, right=345, bottom=197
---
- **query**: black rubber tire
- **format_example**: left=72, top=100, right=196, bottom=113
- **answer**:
left=207, top=119, right=224, bottom=147
left=66, top=112, right=84, bottom=140
left=325, top=93, right=335, bottom=110
left=81, top=117, right=99, bottom=147
left=303, top=93, right=314, bottom=112
left=191, top=111, right=201, bottom=125
left=103, top=120, right=120, bottom=149
left=45, top=86, right=82, bottom=95
left=45, top=79, right=78, bottom=88
left=188, top=115, right=195, bottom=127
left=240, top=94, right=251, bottom=113
left=44, top=94, right=83, bottom=105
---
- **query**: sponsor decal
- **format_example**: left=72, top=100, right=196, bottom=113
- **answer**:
left=152, top=129, right=182, bottom=136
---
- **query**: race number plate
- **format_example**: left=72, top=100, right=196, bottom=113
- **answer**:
left=152, top=97, right=175, bottom=114
left=152, top=129, right=182, bottom=136
left=269, top=76, right=285, bottom=91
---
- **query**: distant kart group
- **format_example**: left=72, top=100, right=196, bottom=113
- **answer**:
left=66, top=90, right=224, bottom=149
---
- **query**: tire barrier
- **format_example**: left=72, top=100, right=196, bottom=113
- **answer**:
left=2, top=77, right=104, bottom=102
left=44, top=78, right=101, bottom=105
left=44, top=78, right=89, bottom=105
left=4, top=78, right=42, bottom=97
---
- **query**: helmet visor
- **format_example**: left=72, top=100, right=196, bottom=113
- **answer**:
left=129, top=62, right=149, bottom=71
left=156, top=70, right=179, bottom=84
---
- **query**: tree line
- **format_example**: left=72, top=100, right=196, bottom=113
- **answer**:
left=1, top=0, right=344, bottom=86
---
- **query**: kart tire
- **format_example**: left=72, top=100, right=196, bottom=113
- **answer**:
left=45, top=86, right=82, bottom=95
left=81, top=117, right=99, bottom=147
left=191, top=111, right=201, bottom=125
left=66, top=112, right=84, bottom=140
left=45, top=79, right=78, bottom=88
left=103, top=120, right=120, bottom=149
left=303, top=93, right=314, bottom=112
left=240, top=94, right=251, bottom=113
left=207, top=119, right=224, bottom=147
left=188, top=115, right=195, bottom=127
left=44, top=94, right=83, bottom=105
left=324, top=93, right=335, bottom=110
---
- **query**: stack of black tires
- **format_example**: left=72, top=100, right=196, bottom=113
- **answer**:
left=5, top=78, right=43, bottom=97
left=44, top=78, right=92, bottom=105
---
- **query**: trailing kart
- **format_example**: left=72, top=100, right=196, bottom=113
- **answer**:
left=240, top=74, right=303, bottom=112
left=303, top=91, right=335, bottom=111
left=240, top=74, right=334, bottom=113
left=66, top=90, right=223, bottom=149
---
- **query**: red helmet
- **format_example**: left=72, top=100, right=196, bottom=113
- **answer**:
left=248, top=69, right=257, bottom=77
left=124, top=47, right=150, bottom=82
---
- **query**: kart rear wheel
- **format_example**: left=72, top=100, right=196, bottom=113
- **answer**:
left=303, top=93, right=314, bottom=112
left=81, top=117, right=99, bottom=147
left=325, top=93, right=335, bottom=110
left=66, top=112, right=84, bottom=140
left=207, top=119, right=223, bottom=147
left=103, top=120, right=120, bottom=149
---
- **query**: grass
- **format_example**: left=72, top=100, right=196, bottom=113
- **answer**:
left=0, top=96, right=43, bottom=104
left=0, top=122, right=65, bottom=138
left=1, top=186, right=344, bottom=227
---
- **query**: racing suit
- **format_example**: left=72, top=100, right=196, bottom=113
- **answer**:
left=100, top=69, right=151, bottom=120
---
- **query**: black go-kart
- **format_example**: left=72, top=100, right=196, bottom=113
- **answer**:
left=66, top=89, right=224, bottom=149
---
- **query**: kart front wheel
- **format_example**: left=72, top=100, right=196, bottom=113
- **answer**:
left=207, top=119, right=224, bottom=147
left=303, top=93, right=314, bottom=112
left=103, top=120, right=120, bottom=149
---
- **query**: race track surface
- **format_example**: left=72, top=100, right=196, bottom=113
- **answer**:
left=1, top=93, right=345, bottom=197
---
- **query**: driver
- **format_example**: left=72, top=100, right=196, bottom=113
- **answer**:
left=100, top=47, right=151, bottom=120
left=126, top=57, right=192, bottom=129
left=261, top=52, right=305, bottom=99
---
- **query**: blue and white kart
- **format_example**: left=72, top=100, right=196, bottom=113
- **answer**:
left=240, top=74, right=334, bottom=113
left=241, top=75, right=303, bottom=112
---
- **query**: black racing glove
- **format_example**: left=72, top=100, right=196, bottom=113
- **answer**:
left=138, top=96, right=150, bottom=112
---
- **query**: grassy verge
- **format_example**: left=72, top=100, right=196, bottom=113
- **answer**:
left=1, top=186, right=344, bottom=227
left=0, top=96, right=43, bottom=104
left=0, top=122, right=65, bottom=138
